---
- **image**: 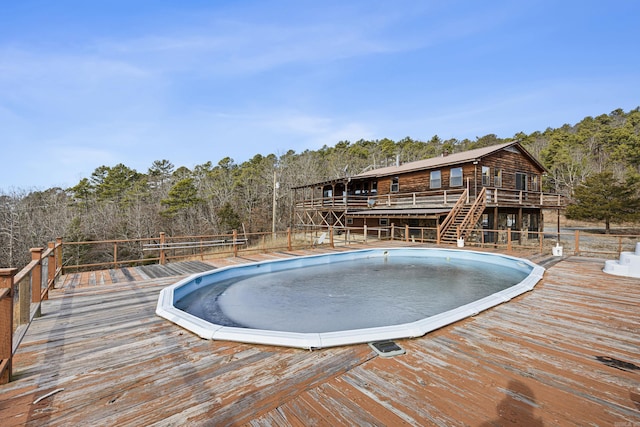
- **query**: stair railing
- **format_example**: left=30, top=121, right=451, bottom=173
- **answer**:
left=438, top=190, right=468, bottom=243
left=456, top=187, right=487, bottom=240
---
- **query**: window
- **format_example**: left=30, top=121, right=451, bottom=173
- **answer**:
left=516, top=172, right=527, bottom=191
left=481, top=213, right=490, bottom=227
left=430, top=170, right=441, bottom=189
left=531, top=175, right=539, bottom=192
left=379, top=218, right=389, bottom=226
left=494, top=169, right=502, bottom=187
left=346, top=218, right=353, bottom=225
left=482, top=166, right=490, bottom=186
left=450, top=167, right=463, bottom=187
left=371, top=181, right=378, bottom=194
left=390, top=177, right=399, bottom=192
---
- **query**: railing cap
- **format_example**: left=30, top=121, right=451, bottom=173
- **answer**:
left=0, top=268, right=18, bottom=277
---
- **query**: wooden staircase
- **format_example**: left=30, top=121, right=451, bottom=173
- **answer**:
left=439, top=187, right=487, bottom=244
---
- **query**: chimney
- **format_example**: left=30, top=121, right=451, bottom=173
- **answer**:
left=396, top=154, right=400, bottom=167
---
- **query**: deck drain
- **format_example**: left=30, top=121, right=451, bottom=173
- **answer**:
left=369, top=340, right=405, bottom=358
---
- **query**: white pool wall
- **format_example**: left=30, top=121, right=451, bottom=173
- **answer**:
left=156, top=248, right=545, bottom=349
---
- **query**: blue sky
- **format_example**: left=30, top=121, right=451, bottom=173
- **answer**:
left=1, top=0, right=639, bottom=190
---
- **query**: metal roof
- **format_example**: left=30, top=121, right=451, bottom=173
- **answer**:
left=293, top=141, right=546, bottom=189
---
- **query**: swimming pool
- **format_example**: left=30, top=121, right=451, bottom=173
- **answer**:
left=156, top=248, right=544, bottom=349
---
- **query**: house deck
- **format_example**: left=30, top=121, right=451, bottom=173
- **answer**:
left=1, top=244, right=639, bottom=426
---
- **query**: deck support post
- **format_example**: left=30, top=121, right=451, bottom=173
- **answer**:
left=0, top=268, right=17, bottom=384
left=507, top=228, right=512, bottom=252
left=287, top=227, right=292, bottom=251
left=575, top=230, right=580, bottom=256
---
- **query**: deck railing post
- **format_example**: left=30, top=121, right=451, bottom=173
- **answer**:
left=46, top=242, right=56, bottom=300
left=329, top=226, right=334, bottom=248
left=363, top=225, right=367, bottom=244
left=0, top=268, right=17, bottom=384
left=539, top=231, right=544, bottom=254
left=391, top=223, right=395, bottom=241
left=159, top=232, right=166, bottom=265
left=618, top=236, right=622, bottom=257
left=30, top=247, right=43, bottom=318
left=405, top=225, right=410, bottom=242
left=287, top=227, right=292, bottom=251
left=507, top=228, right=512, bottom=251
left=55, top=237, right=63, bottom=272
left=113, top=242, right=118, bottom=269
left=18, top=274, right=30, bottom=325
left=233, top=230, right=238, bottom=257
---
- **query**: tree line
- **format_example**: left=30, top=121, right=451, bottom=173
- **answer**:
left=2, top=107, right=639, bottom=268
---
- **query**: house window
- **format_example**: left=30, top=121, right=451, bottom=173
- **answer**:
left=379, top=218, right=389, bottom=226
left=481, top=213, right=490, bottom=227
left=390, top=177, right=399, bottom=192
left=450, top=167, right=463, bottom=187
left=371, top=181, right=378, bottom=194
left=430, top=170, right=441, bottom=189
left=346, top=218, right=353, bottom=225
left=516, top=172, right=527, bottom=191
left=531, top=175, right=539, bottom=191
left=494, top=169, right=502, bottom=187
left=482, top=166, right=490, bottom=186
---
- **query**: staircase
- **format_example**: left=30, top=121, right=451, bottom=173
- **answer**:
left=440, top=188, right=487, bottom=244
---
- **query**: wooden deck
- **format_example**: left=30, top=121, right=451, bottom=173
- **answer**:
left=1, top=244, right=639, bottom=426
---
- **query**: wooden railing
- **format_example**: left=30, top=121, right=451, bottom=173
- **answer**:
left=295, top=189, right=467, bottom=210
left=297, top=188, right=566, bottom=210
left=61, top=228, right=315, bottom=273
left=1, top=239, right=63, bottom=384
left=485, top=188, right=566, bottom=207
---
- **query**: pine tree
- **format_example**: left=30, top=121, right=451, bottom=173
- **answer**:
left=566, top=171, right=640, bottom=233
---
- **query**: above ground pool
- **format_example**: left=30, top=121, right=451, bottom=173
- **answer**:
left=156, top=248, right=544, bottom=349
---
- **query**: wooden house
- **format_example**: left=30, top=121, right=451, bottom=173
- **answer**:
left=293, top=141, right=565, bottom=243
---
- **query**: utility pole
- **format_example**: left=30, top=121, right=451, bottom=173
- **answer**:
left=272, top=170, right=278, bottom=238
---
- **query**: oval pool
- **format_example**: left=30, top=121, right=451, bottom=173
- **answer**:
left=156, top=248, right=544, bottom=349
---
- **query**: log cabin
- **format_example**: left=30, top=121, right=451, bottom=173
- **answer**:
left=293, top=141, right=566, bottom=244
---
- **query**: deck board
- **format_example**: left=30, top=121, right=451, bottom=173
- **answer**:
left=1, top=246, right=639, bottom=426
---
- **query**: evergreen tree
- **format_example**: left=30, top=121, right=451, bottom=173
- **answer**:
left=566, top=171, right=640, bottom=233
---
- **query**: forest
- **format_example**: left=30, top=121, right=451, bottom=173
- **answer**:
left=1, top=107, right=640, bottom=268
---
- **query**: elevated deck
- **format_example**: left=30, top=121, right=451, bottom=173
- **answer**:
left=1, top=244, right=639, bottom=426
